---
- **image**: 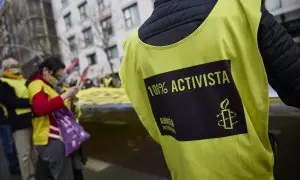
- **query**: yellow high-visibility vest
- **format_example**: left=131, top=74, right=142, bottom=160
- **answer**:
left=120, top=0, right=273, bottom=179
left=104, top=77, right=113, bottom=88
left=1, top=77, right=31, bottom=115
left=28, top=80, right=59, bottom=145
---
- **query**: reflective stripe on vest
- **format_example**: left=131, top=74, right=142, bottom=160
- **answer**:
left=121, top=0, right=273, bottom=179
left=0, top=103, right=8, bottom=118
left=1, top=78, right=31, bottom=115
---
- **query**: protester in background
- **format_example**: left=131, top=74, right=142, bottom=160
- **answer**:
left=27, top=56, right=79, bottom=180
left=1, top=58, right=36, bottom=180
left=103, top=75, right=113, bottom=88
left=112, top=73, right=121, bottom=88
left=96, top=75, right=103, bottom=87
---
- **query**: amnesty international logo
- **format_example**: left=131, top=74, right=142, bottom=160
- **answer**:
left=217, top=98, right=238, bottom=130
left=145, top=60, right=248, bottom=141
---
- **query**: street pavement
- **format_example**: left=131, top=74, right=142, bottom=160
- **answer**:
left=83, top=169, right=166, bottom=180
left=0, top=160, right=166, bottom=180
left=83, top=158, right=167, bottom=180
left=1, top=158, right=167, bottom=180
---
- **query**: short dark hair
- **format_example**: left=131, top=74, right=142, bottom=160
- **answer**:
left=38, top=56, right=66, bottom=73
left=26, top=56, right=65, bottom=86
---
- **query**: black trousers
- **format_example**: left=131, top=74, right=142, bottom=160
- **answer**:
left=35, top=140, right=85, bottom=180
left=35, top=140, right=74, bottom=180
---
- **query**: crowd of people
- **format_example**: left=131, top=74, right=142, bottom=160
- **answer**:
left=0, top=56, right=88, bottom=180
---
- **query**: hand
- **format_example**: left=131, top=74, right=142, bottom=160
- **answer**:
left=61, top=86, right=79, bottom=100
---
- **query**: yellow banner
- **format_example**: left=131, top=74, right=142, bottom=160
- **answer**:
left=77, top=88, right=130, bottom=105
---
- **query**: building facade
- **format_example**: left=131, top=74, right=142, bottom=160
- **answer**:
left=0, top=0, right=60, bottom=77
left=51, top=0, right=154, bottom=79
left=52, top=0, right=299, bottom=80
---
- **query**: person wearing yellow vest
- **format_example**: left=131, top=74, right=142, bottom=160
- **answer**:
left=1, top=58, right=36, bottom=180
left=0, top=79, right=21, bottom=178
left=27, top=56, right=79, bottom=180
left=121, top=0, right=300, bottom=179
left=104, top=76, right=113, bottom=88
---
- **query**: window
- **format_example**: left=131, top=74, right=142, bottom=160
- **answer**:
left=61, top=0, right=68, bottom=7
left=64, top=13, right=72, bottom=30
left=101, top=17, right=113, bottom=36
left=32, top=18, right=44, bottom=34
left=82, top=27, right=93, bottom=46
left=78, top=2, right=88, bottom=20
left=123, top=4, right=140, bottom=29
left=68, top=36, right=77, bottom=54
left=97, top=0, right=105, bottom=9
left=44, top=2, right=53, bottom=17
left=87, top=53, right=97, bottom=65
left=106, top=45, right=119, bottom=60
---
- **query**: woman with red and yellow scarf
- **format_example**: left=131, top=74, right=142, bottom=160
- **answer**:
left=27, top=56, right=79, bottom=180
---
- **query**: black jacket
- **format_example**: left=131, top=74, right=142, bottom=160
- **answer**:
left=0, top=102, right=8, bottom=126
left=139, top=0, right=300, bottom=108
left=0, top=80, right=32, bottom=131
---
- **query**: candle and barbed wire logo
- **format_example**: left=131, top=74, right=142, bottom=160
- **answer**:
left=217, top=98, right=238, bottom=130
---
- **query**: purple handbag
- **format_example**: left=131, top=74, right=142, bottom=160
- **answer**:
left=53, top=108, right=90, bottom=156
